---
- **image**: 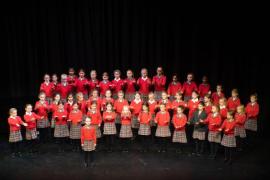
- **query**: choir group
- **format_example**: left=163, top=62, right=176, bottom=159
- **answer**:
left=7, top=67, right=260, bottom=167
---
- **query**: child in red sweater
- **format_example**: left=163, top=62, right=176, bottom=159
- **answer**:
left=234, top=105, right=246, bottom=151
left=152, top=67, right=167, bottom=101
left=167, top=73, right=182, bottom=102
left=227, top=89, right=241, bottom=113
left=124, top=69, right=136, bottom=102
left=119, top=105, right=133, bottom=152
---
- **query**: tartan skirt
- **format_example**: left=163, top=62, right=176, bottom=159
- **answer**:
left=154, top=91, right=162, bottom=101
left=131, top=116, right=140, bottom=129
left=9, top=130, right=23, bottom=143
left=91, top=124, right=102, bottom=138
left=82, top=140, right=95, bottom=151
left=192, top=130, right=206, bottom=140
left=103, top=122, right=117, bottom=135
left=138, top=123, right=151, bottom=136
left=26, top=128, right=38, bottom=140
left=37, top=118, right=50, bottom=128
left=141, top=94, right=149, bottom=102
left=54, top=124, right=69, bottom=138
left=112, top=93, right=118, bottom=100
left=125, top=93, right=135, bottom=102
left=51, top=118, right=55, bottom=128
left=150, top=114, right=156, bottom=127
left=70, top=124, right=81, bottom=139
left=234, top=126, right=246, bottom=138
left=172, top=130, right=187, bottom=143
left=208, top=131, right=221, bottom=143
left=155, top=126, right=171, bottom=137
left=120, top=124, right=133, bottom=138
left=245, top=119, right=257, bottom=132
left=115, top=114, right=121, bottom=124
left=221, top=134, right=236, bottom=147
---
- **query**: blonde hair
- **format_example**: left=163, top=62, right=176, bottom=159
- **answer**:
left=9, top=108, right=17, bottom=115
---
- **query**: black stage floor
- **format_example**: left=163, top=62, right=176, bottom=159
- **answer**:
left=0, top=136, right=269, bottom=180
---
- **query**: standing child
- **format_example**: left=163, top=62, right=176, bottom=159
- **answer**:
left=198, top=76, right=211, bottom=101
left=114, top=91, right=129, bottom=135
left=219, top=97, right=228, bottom=121
left=87, top=89, right=102, bottom=112
left=130, top=92, right=143, bottom=139
left=245, top=93, right=259, bottom=146
left=159, top=91, right=172, bottom=111
left=152, top=67, right=167, bottom=101
left=167, top=73, right=182, bottom=102
left=68, top=103, right=83, bottom=151
left=234, top=105, right=247, bottom=151
left=124, top=69, right=137, bottom=103
left=98, top=72, right=112, bottom=98
left=219, top=111, right=237, bottom=165
left=50, top=93, right=61, bottom=137
left=147, top=92, right=158, bottom=138
left=53, top=102, right=69, bottom=152
left=172, top=106, right=187, bottom=154
left=76, top=92, right=88, bottom=116
left=138, top=103, right=152, bottom=152
left=74, top=69, right=89, bottom=100
left=204, top=94, right=213, bottom=116
left=181, top=73, right=198, bottom=102
left=227, top=89, right=241, bottom=113
left=88, top=70, right=99, bottom=93
left=101, top=90, right=115, bottom=112
left=211, top=85, right=224, bottom=105
left=201, top=105, right=222, bottom=159
left=56, top=74, right=73, bottom=102
left=119, top=105, right=133, bottom=152
left=155, top=103, right=171, bottom=152
left=40, top=74, right=55, bottom=104
left=137, top=68, right=152, bottom=102
left=188, top=102, right=207, bottom=156
left=187, top=91, right=200, bottom=121
left=81, top=117, right=97, bottom=167
left=8, top=108, right=28, bottom=157
left=35, top=92, right=50, bottom=143
left=24, top=104, right=41, bottom=154
left=87, top=102, right=102, bottom=140
left=67, top=67, right=77, bottom=85
left=103, top=102, right=117, bottom=152
left=111, top=69, right=125, bottom=99
left=171, top=92, right=187, bottom=115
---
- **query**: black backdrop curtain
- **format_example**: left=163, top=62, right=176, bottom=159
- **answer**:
left=1, top=1, right=268, bottom=135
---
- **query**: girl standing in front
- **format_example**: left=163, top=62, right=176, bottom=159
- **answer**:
left=119, top=105, right=133, bottom=152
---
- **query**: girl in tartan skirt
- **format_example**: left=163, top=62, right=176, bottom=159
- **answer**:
left=234, top=105, right=247, bottom=151
left=130, top=92, right=143, bottom=139
left=152, top=67, right=167, bottom=102
left=124, top=69, right=136, bottom=103
left=201, top=105, right=222, bottom=159
left=49, top=93, right=61, bottom=139
left=147, top=92, right=158, bottom=141
left=219, top=111, right=237, bottom=165
left=119, top=105, right=133, bottom=152
left=101, top=90, right=115, bottom=112
left=103, top=102, right=117, bottom=152
left=204, top=94, right=212, bottom=116
left=188, top=102, right=207, bottom=156
left=136, top=68, right=151, bottom=102
left=8, top=108, right=28, bottom=158
left=81, top=117, right=97, bottom=168
left=40, top=74, right=55, bottom=104
left=167, top=74, right=182, bottom=102
left=87, top=102, right=102, bottom=151
left=53, top=102, right=69, bottom=152
left=24, top=104, right=41, bottom=154
left=34, top=92, right=50, bottom=143
left=245, top=93, right=259, bottom=147
left=155, top=103, right=171, bottom=153
left=219, top=97, right=228, bottom=121
left=171, top=92, right=187, bottom=115
left=114, top=91, right=129, bottom=136
left=172, top=106, right=187, bottom=154
left=138, top=103, right=152, bottom=152
left=68, top=103, right=83, bottom=151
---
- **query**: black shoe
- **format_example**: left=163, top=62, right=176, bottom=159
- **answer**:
left=162, top=150, right=166, bottom=153
left=84, top=162, right=88, bottom=167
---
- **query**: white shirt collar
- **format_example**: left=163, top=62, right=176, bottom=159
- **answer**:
left=142, top=77, right=148, bottom=81
left=26, top=112, right=32, bottom=116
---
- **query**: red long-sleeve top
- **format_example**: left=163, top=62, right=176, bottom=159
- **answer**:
left=68, top=110, right=83, bottom=125
left=121, top=113, right=132, bottom=125
left=114, top=99, right=129, bottom=114
left=88, top=79, right=99, bottom=92
left=245, top=102, right=259, bottom=119
left=219, top=106, right=228, bottom=120
left=152, top=75, right=166, bottom=91
left=138, top=112, right=152, bottom=125
left=56, top=83, right=73, bottom=99
left=187, top=99, right=200, bottom=119
left=204, top=113, right=222, bottom=132
left=8, top=116, right=24, bottom=132
left=181, top=81, right=198, bottom=97
left=220, top=120, right=236, bottom=135
left=130, top=100, right=143, bottom=116
left=53, top=110, right=68, bottom=125
left=111, top=78, right=125, bottom=94
left=35, top=100, right=49, bottom=118
left=81, top=126, right=96, bottom=144
left=171, top=100, right=187, bottom=114
left=167, top=82, right=182, bottom=97
left=87, top=110, right=102, bottom=125
left=74, top=77, right=89, bottom=95
left=98, top=80, right=112, bottom=96
left=24, top=112, right=41, bottom=129
left=124, top=78, right=136, bottom=94
left=40, top=82, right=55, bottom=98
left=227, top=97, right=241, bottom=112
left=172, top=113, right=187, bottom=131
left=198, top=83, right=210, bottom=98
left=211, top=92, right=224, bottom=105
left=148, top=100, right=158, bottom=115
left=103, top=111, right=116, bottom=123
left=234, top=113, right=246, bottom=128
left=137, top=77, right=152, bottom=95
left=155, top=111, right=170, bottom=126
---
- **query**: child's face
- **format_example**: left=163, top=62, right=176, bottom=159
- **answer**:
left=148, top=94, right=154, bottom=100
left=78, top=95, right=83, bottom=101
left=91, top=104, right=97, bottom=110
left=217, top=86, right=222, bottom=92
left=157, top=67, right=162, bottom=75
left=177, top=107, right=183, bottom=114
left=61, top=77, right=67, bottom=83
left=90, top=71, right=97, bottom=79
left=68, top=95, right=73, bottom=101
left=192, top=92, right=198, bottom=99
left=44, top=75, right=50, bottom=82
left=55, top=95, right=61, bottom=101
left=175, top=93, right=181, bottom=99
left=161, top=93, right=167, bottom=100
left=212, top=106, right=218, bottom=113
left=52, top=75, right=58, bottom=82
left=142, top=105, right=148, bottom=112
left=106, top=104, right=112, bottom=111
left=73, top=104, right=79, bottom=110
left=25, top=106, right=32, bottom=113
left=172, top=75, right=177, bottom=82
left=118, top=93, right=124, bottom=99
left=198, top=104, right=204, bottom=111
left=79, top=71, right=85, bottom=78
left=219, top=99, right=225, bottom=106
left=11, top=110, right=17, bottom=117
left=204, top=96, right=209, bottom=103
left=160, top=105, right=166, bottom=111
left=232, top=91, right=238, bottom=97
left=141, top=70, right=147, bottom=77
left=227, top=113, right=233, bottom=120
left=69, top=70, right=75, bottom=76
left=39, top=94, right=46, bottom=101
left=92, top=91, right=98, bottom=97
left=250, top=96, right=257, bottom=103
left=127, top=71, right=133, bottom=78
left=236, top=106, right=242, bottom=113
left=103, top=75, right=108, bottom=80
left=123, top=106, right=129, bottom=112
left=85, top=118, right=91, bottom=125
left=105, top=90, right=111, bottom=98
left=58, top=104, right=64, bottom=110
left=135, top=94, right=140, bottom=100
left=114, top=71, right=120, bottom=78
left=187, top=74, right=193, bottom=81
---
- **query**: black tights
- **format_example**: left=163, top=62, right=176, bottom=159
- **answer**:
left=10, top=142, right=21, bottom=154
left=56, top=138, right=66, bottom=151
left=210, top=142, right=219, bottom=157
left=121, top=138, right=131, bottom=151
left=84, top=151, right=94, bottom=165
left=71, top=139, right=81, bottom=150
left=105, top=135, right=114, bottom=151
left=38, top=128, right=49, bottom=143
left=140, top=136, right=150, bottom=151
left=158, top=137, right=168, bottom=152
left=27, top=139, right=38, bottom=152
left=246, top=130, right=257, bottom=147
left=224, top=147, right=234, bottom=162
left=195, top=139, right=205, bottom=153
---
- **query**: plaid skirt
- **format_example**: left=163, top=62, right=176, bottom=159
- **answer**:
left=120, top=124, right=133, bottom=138
left=245, top=119, right=257, bottom=132
left=141, top=94, right=149, bottom=102
left=9, top=131, right=23, bottom=143
left=46, top=97, right=53, bottom=104
left=173, top=130, right=187, bottom=143
left=154, top=91, right=162, bottom=101
left=54, top=124, right=69, bottom=138
left=70, top=124, right=81, bottom=139
left=208, top=131, right=221, bottom=143
left=51, top=118, right=55, bottom=128
left=138, top=124, right=151, bottom=136
left=150, top=114, right=156, bottom=127
left=115, top=114, right=121, bottom=124
left=103, top=122, right=117, bottom=135
left=91, top=124, right=102, bottom=138
left=26, top=128, right=38, bottom=140
left=37, top=118, right=50, bottom=128
left=221, top=134, right=236, bottom=147
left=125, top=93, right=135, bottom=102
left=155, top=126, right=171, bottom=137
left=82, top=140, right=95, bottom=151
left=234, top=126, right=246, bottom=138
left=131, top=116, right=140, bottom=129
left=112, top=93, right=118, bottom=100
left=192, top=130, right=206, bottom=140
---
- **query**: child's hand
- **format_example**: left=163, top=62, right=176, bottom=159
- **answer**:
left=199, top=120, right=204, bottom=123
left=31, top=118, right=35, bottom=121
left=210, top=123, right=215, bottom=126
left=218, top=128, right=222, bottom=131
left=81, top=144, right=84, bottom=147
left=186, top=121, right=190, bottom=125
left=225, top=129, right=229, bottom=132
left=94, top=144, right=97, bottom=147
left=23, top=123, right=28, bottom=127
left=16, top=124, right=20, bottom=127
left=195, top=122, right=199, bottom=125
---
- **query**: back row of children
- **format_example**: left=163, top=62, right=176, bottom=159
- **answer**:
left=8, top=67, right=259, bottom=166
